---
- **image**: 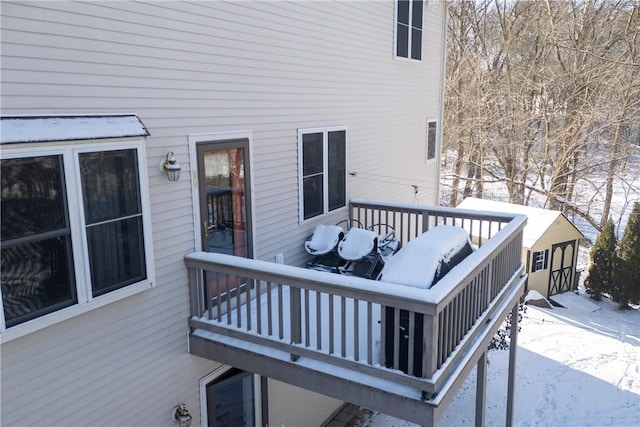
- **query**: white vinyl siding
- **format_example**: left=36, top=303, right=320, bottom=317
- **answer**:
left=0, top=1, right=446, bottom=426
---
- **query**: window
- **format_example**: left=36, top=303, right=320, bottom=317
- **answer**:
left=1, top=155, right=77, bottom=327
left=1, top=141, right=153, bottom=332
left=205, top=368, right=256, bottom=427
left=426, top=120, right=438, bottom=161
left=531, top=249, right=549, bottom=272
left=298, top=127, right=346, bottom=222
left=395, top=0, right=423, bottom=60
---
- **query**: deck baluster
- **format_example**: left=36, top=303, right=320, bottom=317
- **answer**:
left=186, top=199, right=527, bottom=414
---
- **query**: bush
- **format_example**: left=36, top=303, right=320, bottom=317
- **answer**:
left=612, top=203, right=640, bottom=308
left=489, top=301, right=527, bottom=351
left=584, top=219, right=617, bottom=301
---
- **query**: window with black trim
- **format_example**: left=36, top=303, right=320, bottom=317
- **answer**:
left=298, top=127, right=346, bottom=222
left=531, top=249, right=549, bottom=272
left=426, top=120, right=437, bottom=161
left=395, top=0, right=423, bottom=60
left=1, top=143, right=152, bottom=329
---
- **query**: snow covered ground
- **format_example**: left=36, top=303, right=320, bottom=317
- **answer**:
left=350, top=290, right=640, bottom=427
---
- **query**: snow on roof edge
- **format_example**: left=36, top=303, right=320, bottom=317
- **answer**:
left=457, top=197, right=584, bottom=247
left=0, top=114, right=150, bottom=144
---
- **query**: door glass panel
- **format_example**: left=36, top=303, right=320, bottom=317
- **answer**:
left=206, top=370, right=255, bottom=427
left=199, top=142, right=252, bottom=302
left=203, top=148, right=247, bottom=258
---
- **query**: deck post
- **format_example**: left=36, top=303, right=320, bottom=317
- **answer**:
left=506, top=302, right=519, bottom=427
left=290, top=287, right=302, bottom=361
left=475, top=350, right=487, bottom=427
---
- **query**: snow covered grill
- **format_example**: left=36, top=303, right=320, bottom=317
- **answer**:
left=185, top=200, right=527, bottom=426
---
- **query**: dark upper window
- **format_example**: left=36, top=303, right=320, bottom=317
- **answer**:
left=396, top=0, right=423, bottom=60
left=298, top=127, right=347, bottom=222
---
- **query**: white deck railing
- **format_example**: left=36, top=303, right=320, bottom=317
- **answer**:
left=185, top=200, right=526, bottom=397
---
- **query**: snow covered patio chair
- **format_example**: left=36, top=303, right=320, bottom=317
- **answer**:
left=338, top=224, right=400, bottom=279
left=369, top=223, right=401, bottom=262
left=305, top=224, right=346, bottom=272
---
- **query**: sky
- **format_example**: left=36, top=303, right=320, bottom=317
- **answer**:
left=350, top=288, right=640, bottom=427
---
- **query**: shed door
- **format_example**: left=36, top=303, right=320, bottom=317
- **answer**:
left=548, top=240, right=576, bottom=296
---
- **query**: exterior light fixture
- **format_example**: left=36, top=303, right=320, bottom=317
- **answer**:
left=172, top=403, right=192, bottom=427
left=160, top=151, right=181, bottom=181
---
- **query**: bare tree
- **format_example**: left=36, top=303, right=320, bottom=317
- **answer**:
left=442, top=0, right=640, bottom=233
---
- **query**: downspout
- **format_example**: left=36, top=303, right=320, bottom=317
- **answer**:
left=436, top=1, right=448, bottom=205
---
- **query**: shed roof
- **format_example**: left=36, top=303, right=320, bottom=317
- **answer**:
left=457, top=197, right=584, bottom=248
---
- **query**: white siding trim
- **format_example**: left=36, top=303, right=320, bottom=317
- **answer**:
left=436, top=1, right=448, bottom=199
left=188, top=131, right=256, bottom=258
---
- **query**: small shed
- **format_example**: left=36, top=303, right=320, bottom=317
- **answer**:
left=457, top=198, right=584, bottom=298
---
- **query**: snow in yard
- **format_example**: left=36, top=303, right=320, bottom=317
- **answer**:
left=349, top=290, right=640, bottom=426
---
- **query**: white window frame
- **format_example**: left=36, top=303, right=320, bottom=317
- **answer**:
left=0, top=138, right=155, bottom=342
left=426, top=119, right=438, bottom=163
left=394, top=0, right=424, bottom=61
left=297, top=126, right=348, bottom=223
left=532, top=249, right=548, bottom=273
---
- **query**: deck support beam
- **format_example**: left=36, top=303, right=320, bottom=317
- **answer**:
left=190, top=331, right=437, bottom=426
left=475, top=350, right=487, bottom=427
left=506, top=302, right=519, bottom=427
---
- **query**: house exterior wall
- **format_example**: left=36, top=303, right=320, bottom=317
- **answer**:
left=0, top=1, right=446, bottom=426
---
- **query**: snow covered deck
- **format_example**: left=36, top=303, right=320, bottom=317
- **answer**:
left=185, top=200, right=527, bottom=426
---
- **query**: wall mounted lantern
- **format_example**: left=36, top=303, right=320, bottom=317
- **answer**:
left=172, top=403, right=192, bottom=427
left=160, top=151, right=181, bottom=182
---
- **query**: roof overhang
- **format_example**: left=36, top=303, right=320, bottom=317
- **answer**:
left=0, top=114, right=150, bottom=145
left=457, top=197, right=585, bottom=247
